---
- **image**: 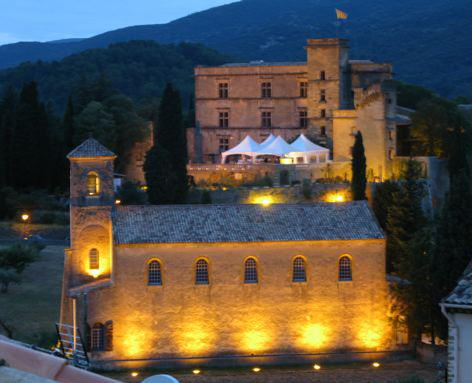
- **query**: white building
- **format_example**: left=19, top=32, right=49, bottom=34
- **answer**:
left=441, top=262, right=472, bottom=383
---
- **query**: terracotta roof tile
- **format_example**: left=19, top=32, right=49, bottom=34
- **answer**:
left=67, top=138, right=116, bottom=159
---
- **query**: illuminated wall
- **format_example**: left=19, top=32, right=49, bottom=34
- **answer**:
left=83, top=239, right=394, bottom=363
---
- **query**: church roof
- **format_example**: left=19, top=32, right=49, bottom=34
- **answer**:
left=112, top=201, right=384, bottom=245
left=443, top=261, right=472, bottom=306
left=67, top=138, right=116, bottom=159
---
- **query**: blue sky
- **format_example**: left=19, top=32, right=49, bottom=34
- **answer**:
left=0, top=0, right=237, bottom=45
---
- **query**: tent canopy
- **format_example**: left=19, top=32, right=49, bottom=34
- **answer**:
left=289, top=134, right=329, bottom=154
left=259, top=134, right=276, bottom=150
left=221, top=135, right=261, bottom=163
left=256, top=136, right=294, bottom=156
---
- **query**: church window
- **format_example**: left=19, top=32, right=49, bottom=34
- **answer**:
left=195, top=259, right=209, bottom=285
left=89, top=248, right=99, bottom=270
left=299, top=111, right=308, bottom=128
left=87, top=172, right=100, bottom=196
left=219, top=82, right=229, bottom=99
left=148, top=260, right=162, bottom=286
left=339, top=256, right=352, bottom=281
left=261, top=111, right=272, bottom=128
left=219, top=111, right=229, bottom=128
left=292, top=257, right=307, bottom=282
left=320, top=109, right=326, bottom=118
left=320, top=71, right=326, bottom=80
left=299, top=82, right=308, bottom=98
left=91, top=323, right=104, bottom=352
left=244, top=258, right=258, bottom=284
left=261, top=82, right=272, bottom=98
left=320, top=89, right=326, bottom=102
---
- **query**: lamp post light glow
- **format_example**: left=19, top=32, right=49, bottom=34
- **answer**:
left=372, top=362, right=380, bottom=368
left=325, top=192, right=346, bottom=203
left=21, top=213, right=29, bottom=222
left=130, top=371, right=139, bottom=377
left=313, top=364, right=321, bottom=370
left=192, top=369, right=201, bottom=375
left=115, top=199, right=122, bottom=205
left=252, top=367, right=261, bottom=373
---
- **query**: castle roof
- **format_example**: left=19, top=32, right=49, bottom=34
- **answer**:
left=67, top=138, right=116, bottom=159
left=112, top=201, right=384, bottom=245
left=443, top=261, right=472, bottom=307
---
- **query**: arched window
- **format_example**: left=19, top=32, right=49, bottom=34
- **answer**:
left=148, top=260, right=162, bottom=286
left=292, top=257, right=306, bottom=282
left=87, top=172, right=100, bottom=196
left=320, top=70, right=326, bottom=80
left=89, top=248, right=99, bottom=270
left=91, top=323, right=104, bottom=351
left=195, top=259, right=209, bottom=285
left=339, top=256, right=352, bottom=281
left=244, top=258, right=258, bottom=284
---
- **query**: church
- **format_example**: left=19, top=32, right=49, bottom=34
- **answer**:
left=60, top=137, right=403, bottom=369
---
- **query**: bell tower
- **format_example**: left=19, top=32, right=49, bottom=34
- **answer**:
left=66, top=138, right=116, bottom=286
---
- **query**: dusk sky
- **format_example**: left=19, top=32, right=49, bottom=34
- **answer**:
left=0, top=0, right=237, bottom=45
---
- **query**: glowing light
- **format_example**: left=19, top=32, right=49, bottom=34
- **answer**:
left=325, top=192, right=346, bottom=203
left=252, top=367, right=261, bottom=373
left=192, top=369, right=201, bottom=375
left=21, top=214, right=29, bottom=222
left=253, top=196, right=273, bottom=207
left=241, top=329, right=270, bottom=352
left=358, top=321, right=385, bottom=348
left=372, top=362, right=380, bottom=368
left=115, top=199, right=122, bottom=205
left=280, top=158, right=293, bottom=165
left=179, top=321, right=215, bottom=354
left=299, top=323, right=328, bottom=349
left=130, top=371, right=139, bottom=377
left=313, top=364, right=321, bottom=370
left=89, top=269, right=100, bottom=279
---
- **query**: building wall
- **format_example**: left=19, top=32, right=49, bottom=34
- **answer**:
left=77, top=239, right=393, bottom=366
left=452, top=313, right=472, bottom=383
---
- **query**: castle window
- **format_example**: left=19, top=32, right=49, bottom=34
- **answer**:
left=87, top=172, right=100, bottom=196
left=91, top=323, right=104, bottom=352
left=261, top=82, right=272, bottom=98
left=299, top=82, right=308, bottom=98
left=89, top=248, right=99, bottom=270
left=261, top=111, right=272, bottom=128
left=299, top=110, right=308, bottom=128
left=320, top=109, right=326, bottom=118
left=219, top=111, right=229, bottom=128
left=219, top=136, right=230, bottom=152
left=320, top=126, right=326, bottom=136
left=195, top=259, right=209, bottom=285
left=244, top=258, right=258, bottom=284
left=219, top=82, right=229, bottom=99
left=292, top=257, right=307, bottom=282
left=339, top=256, right=352, bottom=281
left=148, top=260, right=162, bottom=286
left=320, top=89, right=326, bottom=102
left=320, top=71, right=326, bottom=80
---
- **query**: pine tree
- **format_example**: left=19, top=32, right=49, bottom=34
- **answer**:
left=63, top=95, right=75, bottom=151
left=386, top=159, right=426, bottom=272
left=351, top=131, right=367, bottom=200
left=154, top=83, right=188, bottom=203
left=143, top=145, right=177, bottom=204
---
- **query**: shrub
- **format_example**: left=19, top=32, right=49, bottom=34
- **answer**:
left=200, top=190, right=212, bottom=204
left=302, top=179, right=312, bottom=200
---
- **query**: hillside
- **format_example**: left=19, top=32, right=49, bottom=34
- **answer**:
left=0, top=0, right=471, bottom=99
left=0, top=41, right=230, bottom=111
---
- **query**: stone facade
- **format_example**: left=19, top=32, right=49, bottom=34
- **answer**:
left=191, top=38, right=399, bottom=181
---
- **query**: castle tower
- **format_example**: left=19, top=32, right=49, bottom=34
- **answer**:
left=61, top=138, right=116, bottom=328
left=306, top=38, right=350, bottom=147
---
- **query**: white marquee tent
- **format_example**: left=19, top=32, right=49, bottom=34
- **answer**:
left=259, top=133, right=276, bottom=149
left=255, top=135, right=294, bottom=157
left=220, top=135, right=261, bottom=163
left=287, top=134, right=330, bottom=163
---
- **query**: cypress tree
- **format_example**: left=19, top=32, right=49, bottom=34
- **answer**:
left=351, top=131, right=367, bottom=200
left=0, top=87, right=17, bottom=188
left=143, top=144, right=177, bottom=204
left=154, top=83, right=188, bottom=203
left=63, top=95, right=75, bottom=151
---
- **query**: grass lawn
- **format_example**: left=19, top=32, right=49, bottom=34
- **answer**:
left=0, top=245, right=65, bottom=347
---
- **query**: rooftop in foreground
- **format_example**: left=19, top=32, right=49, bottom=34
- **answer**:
left=112, top=201, right=384, bottom=245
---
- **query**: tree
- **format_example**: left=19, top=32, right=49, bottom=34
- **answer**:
left=144, top=145, right=178, bottom=204
left=117, top=181, right=147, bottom=205
left=0, top=243, right=41, bottom=293
left=386, top=159, right=426, bottom=272
left=351, top=131, right=367, bottom=200
left=153, top=83, right=188, bottom=203
left=63, top=95, right=75, bottom=152
left=372, top=180, right=401, bottom=230
left=200, top=190, right=212, bottom=204
left=0, top=86, right=17, bottom=188
left=74, top=101, right=117, bottom=148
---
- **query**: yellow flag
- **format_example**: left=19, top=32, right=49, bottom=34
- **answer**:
left=335, top=8, right=348, bottom=20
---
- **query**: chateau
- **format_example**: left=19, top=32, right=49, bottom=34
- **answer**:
left=60, top=138, right=405, bottom=369
left=189, top=38, right=409, bottom=181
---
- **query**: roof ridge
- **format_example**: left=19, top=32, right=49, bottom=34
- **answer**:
left=67, top=138, right=116, bottom=159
